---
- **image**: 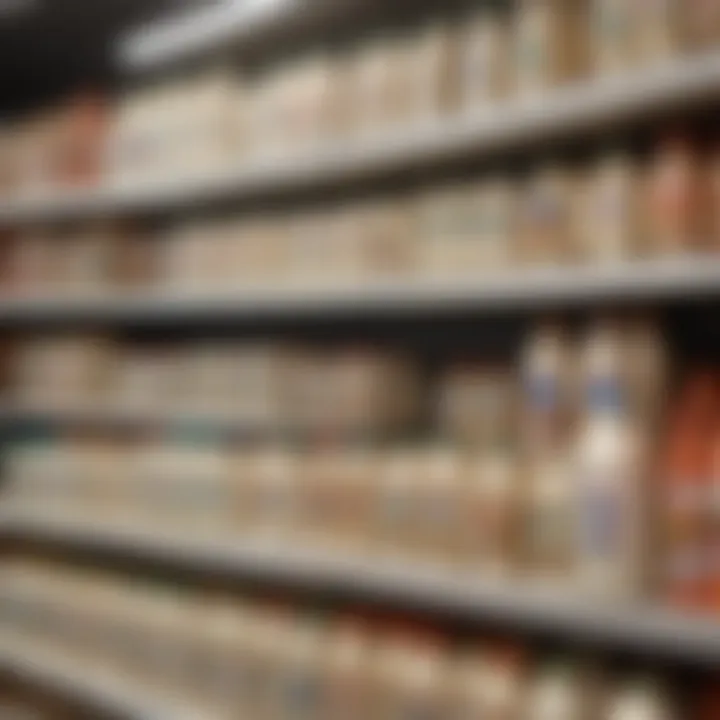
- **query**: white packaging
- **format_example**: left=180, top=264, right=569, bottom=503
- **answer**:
left=459, top=10, right=511, bottom=110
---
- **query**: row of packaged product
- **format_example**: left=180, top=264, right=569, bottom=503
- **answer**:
left=5, top=362, right=718, bottom=613
left=3, top=133, right=720, bottom=298
left=1, top=560, right=717, bottom=720
left=2, top=1, right=720, bottom=193
left=6, top=319, right=720, bottom=612
left=7, top=317, right=665, bottom=439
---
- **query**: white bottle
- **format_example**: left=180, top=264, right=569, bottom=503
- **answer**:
left=575, top=318, right=648, bottom=599
left=525, top=662, right=585, bottom=720
left=581, top=318, right=627, bottom=417
left=607, top=678, right=677, bottom=720
left=574, top=412, right=645, bottom=600
left=521, top=323, right=575, bottom=454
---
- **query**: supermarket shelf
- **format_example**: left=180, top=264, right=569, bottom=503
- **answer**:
left=0, top=638, right=215, bottom=720
left=0, top=258, right=719, bottom=326
left=3, top=513, right=720, bottom=666
left=119, top=0, right=363, bottom=70
left=0, top=405, right=270, bottom=435
left=3, top=52, right=720, bottom=224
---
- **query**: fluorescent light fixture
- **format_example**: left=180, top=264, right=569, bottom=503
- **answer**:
left=118, top=0, right=295, bottom=70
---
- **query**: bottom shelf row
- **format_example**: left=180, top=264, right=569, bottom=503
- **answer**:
left=1, top=557, right=719, bottom=720
left=0, top=638, right=215, bottom=720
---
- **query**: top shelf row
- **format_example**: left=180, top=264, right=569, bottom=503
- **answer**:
left=3, top=0, right=720, bottom=226
left=2, top=53, right=720, bottom=226
left=119, top=0, right=720, bottom=71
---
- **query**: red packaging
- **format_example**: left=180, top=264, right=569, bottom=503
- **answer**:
left=644, top=134, right=706, bottom=256
left=661, top=372, right=719, bottom=611
left=56, top=92, right=109, bottom=187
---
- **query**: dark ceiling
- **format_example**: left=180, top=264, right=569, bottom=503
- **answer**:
left=0, top=0, right=217, bottom=116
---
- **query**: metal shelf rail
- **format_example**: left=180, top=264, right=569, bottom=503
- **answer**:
left=2, top=52, right=720, bottom=224
left=3, top=513, right=719, bottom=667
left=0, top=258, right=718, bottom=326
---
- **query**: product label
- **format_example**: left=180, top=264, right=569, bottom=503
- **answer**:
left=586, top=378, right=625, bottom=413
left=525, top=375, right=559, bottom=411
left=578, top=484, right=624, bottom=558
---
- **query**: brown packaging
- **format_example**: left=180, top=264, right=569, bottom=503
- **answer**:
left=322, top=619, right=373, bottom=720
left=421, top=180, right=515, bottom=276
left=590, top=0, right=639, bottom=75
left=460, top=453, right=518, bottom=578
left=452, top=645, right=526, bottom=719
left=437, top=363, right=516, bottom=448
left=410, top=446, right=463, bottom=566
left=576, top=152, right=639, bottom=263
left=514, top=0, right=588, bottom=96
left=373, top=633, right=452, bottom=720
left=516, top=165, right=578, bottom=265
left=644, top=134, right=706, bottom=256
left=682, top=0, right=720, bottom=51
left=361, top=199, right=418, bottom=280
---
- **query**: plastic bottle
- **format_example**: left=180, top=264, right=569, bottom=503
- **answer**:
left=525, top=661, right=587, bottom=720
left=453, top=643, right=526, bottom=719
left=521, top=322, right=575, bottom=455
left=322, top=618, right=372, bottom=720
left=575, top=320, right=648, bottom=599
left=374, top=631, right=451, bottom=720
left=607, top=677, right=677, bottom=720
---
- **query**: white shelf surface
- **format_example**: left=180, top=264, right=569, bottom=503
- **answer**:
left=0, top=258, right=718, bottom=325
left=3, top=512, right=719, bottom=666
left=0, top=637, right=216, bottom=720
left=2, top=52, right=720, bottom=224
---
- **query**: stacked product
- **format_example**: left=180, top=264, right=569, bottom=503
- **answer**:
left=0, top=559, right=709, bottom=720
left=2, top=132, right=720, bottom=300
left=7, top=317, right=718, bottom=615
left=0, top=1, right=719, bottom=195
left=8, top=336, right=420, bottom=433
